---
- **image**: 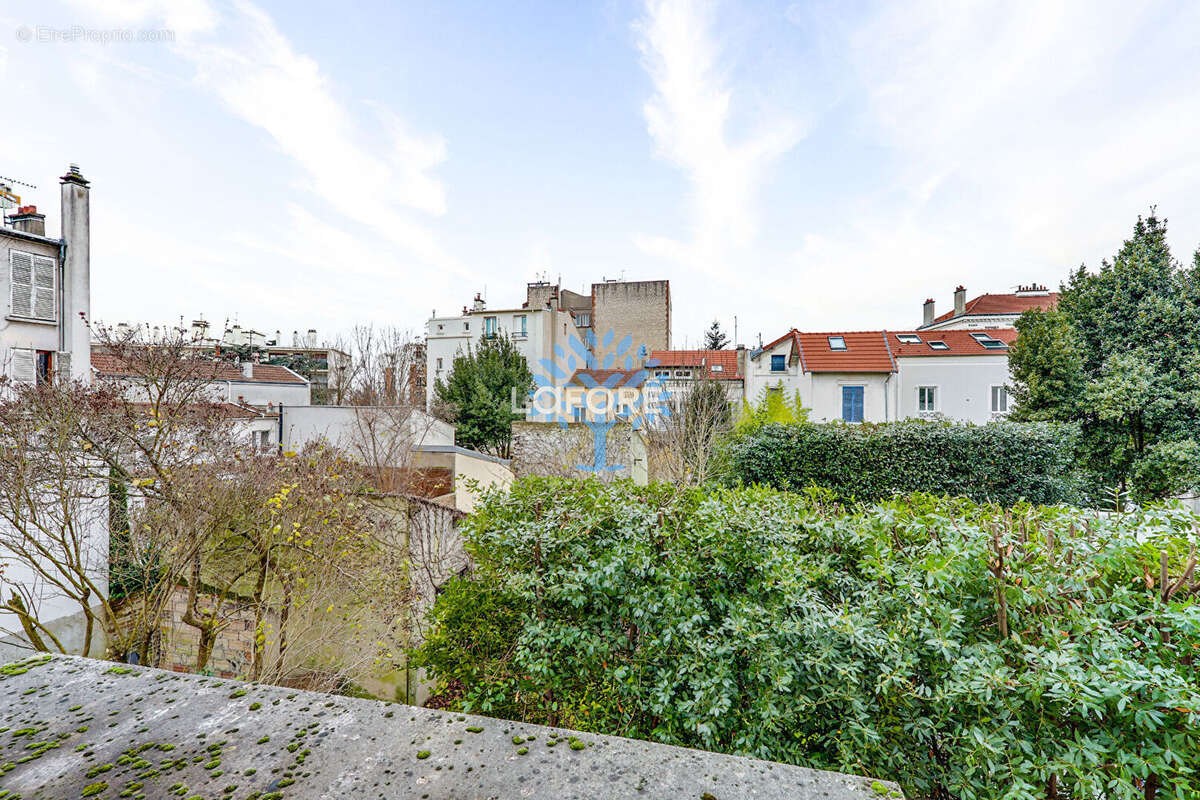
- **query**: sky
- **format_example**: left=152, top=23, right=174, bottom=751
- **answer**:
left=3, top=0, right=1200, bottom=349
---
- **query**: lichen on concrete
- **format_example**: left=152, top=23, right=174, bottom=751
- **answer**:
left=0, top=654, right=903, bottom=799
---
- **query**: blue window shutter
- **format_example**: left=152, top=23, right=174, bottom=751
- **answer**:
left=842, top=386, right=864, bottom=422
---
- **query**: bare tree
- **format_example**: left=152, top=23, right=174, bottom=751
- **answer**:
left=645, top=380, right=733, bottom=484
left=328, top=325, right=424, bottom=407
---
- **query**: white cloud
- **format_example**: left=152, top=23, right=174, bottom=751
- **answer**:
left=633, top=0, right=804, bottom=272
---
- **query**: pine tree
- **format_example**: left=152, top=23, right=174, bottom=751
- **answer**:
left=703, top=320, right=729, bottom=350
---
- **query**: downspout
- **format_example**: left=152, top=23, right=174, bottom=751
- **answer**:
left=57, top=239, right=67, bottom=352
left=277, top=404, right=284, bottom=455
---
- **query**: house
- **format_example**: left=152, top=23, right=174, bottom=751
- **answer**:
left=91, top=348, right=311, bottom=408
left=746, top=328, right=1016, bottom=424
left=919, top=284, right=1057, bottom=330
left=1, top=165, right=91, bottom=387
left=647, top=349, right=744, bottom=404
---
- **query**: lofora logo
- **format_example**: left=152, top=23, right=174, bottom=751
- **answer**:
left=515, top=329, right=670, bottom=473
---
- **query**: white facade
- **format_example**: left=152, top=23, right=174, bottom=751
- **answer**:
left=894, top=355, right=1011, bottom=422
left=1, top=166, right=92, bottom=388
left=425, top=304, right=576, bottom=410
left=280, top=404, right=454, bottom=457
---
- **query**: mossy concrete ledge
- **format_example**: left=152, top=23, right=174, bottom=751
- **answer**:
left=0, top=654, right=903, bottom=799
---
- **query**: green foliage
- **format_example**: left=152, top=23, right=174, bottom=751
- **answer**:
left=702, top=320, right=729, bottom=350
left=415, top=478, right=1200, bottom=799
left=1009, top=212, right=1200, bottom=500
left=725, top=419, right=1080, bottom=506
left=733, top=383, right=810, bottom=436
left=434, top=334, right=532, bottom=457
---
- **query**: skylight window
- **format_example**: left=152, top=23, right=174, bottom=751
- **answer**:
left=928, top=341, right=950, bottom=350
left=969, top=332, right=991, bottom=340
left=895, top=334, right=922, bottom=344
left=828, top=336, right=847, bottom=350
left=977, top=338, right=1007, bottom=349
left=711, top=364, right=724, bottom=372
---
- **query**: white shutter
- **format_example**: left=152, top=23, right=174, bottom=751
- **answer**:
left=32, top=255, right=56, bottom=321
left=10, top=349, right=36, bottom=383
left=56, top=351, right=72, bottom=382
left=10, top=251, right=33, bottom=318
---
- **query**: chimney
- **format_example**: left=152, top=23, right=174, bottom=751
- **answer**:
left=60, top=164, right=90, bottom=381
left=922, top=298, right=935, bottom=326
left=306, top=329, right=317, bottom=348
left=242, top=361, right=254, bottom=379
left=292, top=330, right=300, bottom=347
left=472, top=292, right=486, bottom=312
left=8, top=205, right=46, bottom=236
left=953, top=286, right=966, bottom=317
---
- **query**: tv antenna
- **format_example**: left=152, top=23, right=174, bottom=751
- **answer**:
left=0, top=175, right=37, bottom=212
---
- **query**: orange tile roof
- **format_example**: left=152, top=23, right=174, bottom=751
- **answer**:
left=929, top=292, right=1057, bottom=324
left=793, top=331, right=895, bottom=373
left=888, top=328, right=1017, bottom=356
left=567, top=368, right=645, bottom=388
left=92, top=348, right=307, bottom=385
left=648, top=349, right=742, bottom=379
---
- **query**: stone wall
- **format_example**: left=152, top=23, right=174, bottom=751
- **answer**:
left=591, top=279, right=671, bottom=351
left=511, top=421, right=648, bottom=485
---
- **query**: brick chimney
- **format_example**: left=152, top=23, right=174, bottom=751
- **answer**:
left=7, top=205, right=46, bottom=236
left=953, top=286, right=966, bottom=317
left=922, top=298, right=935, bottom=326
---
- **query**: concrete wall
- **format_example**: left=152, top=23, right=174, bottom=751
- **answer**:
left=217, top=377, right=310, bottom=408
left=281, top=405, right=454, bottom=460
left=806, top=373, right=893, bottom=423
left=591, top=279, right=670, bottom=351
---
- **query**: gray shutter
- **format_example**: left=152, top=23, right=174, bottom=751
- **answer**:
left=10, top=251, right=33, bottom=317
left=56, top=351, right=72, bottom=382
left=32, top=255, right=56, bottom=320
left=10, top=349, right=36, bottom=383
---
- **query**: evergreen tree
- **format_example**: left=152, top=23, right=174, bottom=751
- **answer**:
left=702, top=320, right=730, bottom=350
left=434, top=335, right=532, bottom=457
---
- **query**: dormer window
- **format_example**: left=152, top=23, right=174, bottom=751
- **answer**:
left=828, top=336, right=847, bottom=350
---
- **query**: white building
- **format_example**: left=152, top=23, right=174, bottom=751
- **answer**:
left=1, top=165, right=91, bottom=386
left=425, top=295, right=575, bottom=410
left=745, top=328, right=1015, bottom=425
left=919, top=284, right=1056, bottom=330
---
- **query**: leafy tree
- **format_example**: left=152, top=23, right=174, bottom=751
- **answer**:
left=1009, top=212, right=1200, bottom=500
left=733, top=382, right=809, bottom=436
left=434, top=334, right=532, bottom=458
left=702, top=319, right=730, bottom=350
left=416, top=477, right=1200, bottom=800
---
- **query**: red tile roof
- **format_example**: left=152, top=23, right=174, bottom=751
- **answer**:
left=794, top=331, right=895, bottom=373
left=92, top=348, right=307, bottom=385
left=888, top=328, right=1017, bottom=357
left=567, top=368, right=645, bottom=388
left=648, top=349, right=742, bottom=379
left=929, top=292, right=1057, bottom=324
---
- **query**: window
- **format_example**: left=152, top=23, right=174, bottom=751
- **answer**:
left=928, top=341, right=949, bottom=350
left=10, top=250, right=56, bottom=321
left=483, top=316, right=497, bottom=336
left=917, top=385, right=937, bottom=412
left=977, top=337, right=1007, bottom=349
left=514, top=315, right=527, bottom=336
left=968, top=332, right=990, bottom=340
left=35, top=351, right=53, bottom=385
left=842, top=386, right=864, bottom=422
left=437, top=323, right=444, bottom=332
left=770, top=354, right=786, bottom=372
left=574, top=312, right=591, bottom=327
left=463, top=322, right=470, bottom=331
left=654, top=370, right=670, bottom=379
left=710, top=364, right=724, bottom=372
left=828, top=336, right=847, bottom=350
left=436, top=357, right=443, bottom=370
left=991, top=385, right=1009, bottom=414
left=674, top=369, right=691, bottom=378
left=896, top=333, right=922, bottom=344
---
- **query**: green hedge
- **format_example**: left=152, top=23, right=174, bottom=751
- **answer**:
left=415, top=478, right=1200, bottom=800
left=726, top=419, right=1081, bottom=506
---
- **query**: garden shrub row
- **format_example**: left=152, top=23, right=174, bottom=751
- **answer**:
left=415, top=477, right=1200, bottom=800
left=726, top=419, right=1081, bottom=506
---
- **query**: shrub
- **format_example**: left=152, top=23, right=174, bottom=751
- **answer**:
left=726, top=419, right=1081, bottom=506
left=414, top=477, right=1200, bottom=800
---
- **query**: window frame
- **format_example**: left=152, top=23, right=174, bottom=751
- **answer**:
left=9, top=249, right=57, bottom=323
left=841, top=385, right=865, bottom=423
left=828, top=336, right=847, bottom=351
left=917, top=385, right=938, bottom=413
left=770, top=354, right=786, bottom=372
left=991, top=385, right=1009, bottom=414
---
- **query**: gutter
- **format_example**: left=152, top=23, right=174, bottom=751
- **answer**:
left=57, top=238, right=67, bottom=353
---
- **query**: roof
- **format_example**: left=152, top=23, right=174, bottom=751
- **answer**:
left=0, top=654, right=897, bottom=800
left=566, top=368, right=646, bottom=388
left=888, top=328, right=1018, bottom=357
left=648, top=349, right=742, bottom=379
left=92, top=348, right=308, bottom=385
left=794, top=331, right=895, bottom=373
left=926, top=292, right=1057, bottom=325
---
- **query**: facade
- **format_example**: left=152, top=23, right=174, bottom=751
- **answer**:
left=647, top=349, right=744, bottom=404
left=919, top=284, right=1057, bottom=330
left=1, top=165, right=91, bottom=387
left=745, top=328, right=1015, bottom=425
left=591, top=279, right=671, bottom=351
left=424, top=298, right=576, bottom=410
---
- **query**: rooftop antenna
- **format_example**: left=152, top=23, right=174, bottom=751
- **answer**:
left=0, top=174, right=37, bottom=214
